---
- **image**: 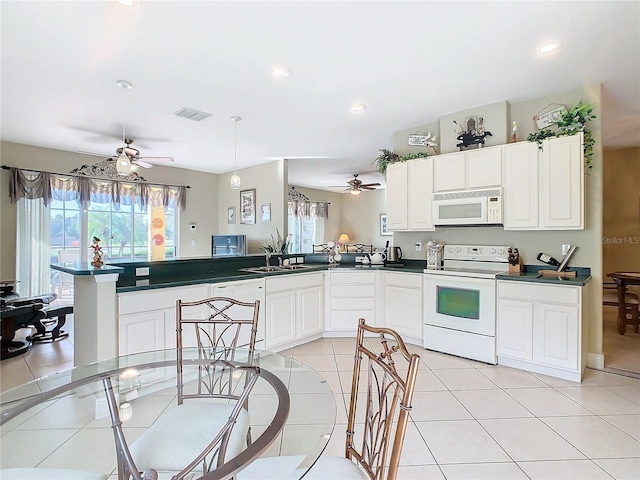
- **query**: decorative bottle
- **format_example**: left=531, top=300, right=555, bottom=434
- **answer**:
left=511, top=121, right=518, bottom=143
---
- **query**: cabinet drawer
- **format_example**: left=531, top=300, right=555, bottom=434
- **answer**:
left=212, top=278, right=265, bottom=296
left=330, top=285, right=376, bottom=298
left=331, top=297, right=375, bottom=310
left=118, top=285, right=209, bottom=315
left=498, top=282, right=579, bottom=305
left=266, top=272, right=323, bottom=293
left=384, top=272, right=422, bottom=289
left=329, top=271, right=376, bottom=285
left=330, top=310, right=375, bottom=331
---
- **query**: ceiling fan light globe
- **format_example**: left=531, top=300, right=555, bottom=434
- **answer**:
left=116, top=154, right=131, bottom=176
left=230, top=173, right=241, bottom=190
left=350, top=189, right=361, bottom=196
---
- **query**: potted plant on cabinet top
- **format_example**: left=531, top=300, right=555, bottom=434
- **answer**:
left=371, top=149, right=430, bottom=175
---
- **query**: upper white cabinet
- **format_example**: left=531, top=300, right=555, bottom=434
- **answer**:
left=540, top=133, right=584, bottom=229
left=385, top=157, right=434, bottom=232
left=385, top=162, right=408, bottom=231
left=503, top=141, right=540, bottom=229
left=504, top=134, right=584, bottom=230
left=433, top=146, right=502, bottom=192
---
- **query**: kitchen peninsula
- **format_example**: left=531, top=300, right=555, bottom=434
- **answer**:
left=52, top=254, right=591, bottom=382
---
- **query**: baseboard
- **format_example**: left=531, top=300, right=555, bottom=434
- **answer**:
left=587, top=352, right=605, bottom=370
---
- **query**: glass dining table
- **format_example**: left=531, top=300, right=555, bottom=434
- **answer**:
left=0, top=348, right=337, bottom=479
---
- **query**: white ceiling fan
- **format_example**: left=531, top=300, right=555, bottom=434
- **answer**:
left=329, top=174, right=381, bottom=195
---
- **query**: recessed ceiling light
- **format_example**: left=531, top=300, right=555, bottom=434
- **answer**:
left=350, top=104, right=367, bottom=113
left=271, top=67, right=290, bottom=78
left=537, top=41, right=559, bottom=54
left=116, top=79, right=133, bottom=90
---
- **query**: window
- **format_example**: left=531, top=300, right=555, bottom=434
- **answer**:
left=288, top=214, right=324, bottom=253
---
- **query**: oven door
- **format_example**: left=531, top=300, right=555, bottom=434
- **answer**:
left=424, top=274, right=496, bottom=336
left=432, top=197, right=487, bottom=225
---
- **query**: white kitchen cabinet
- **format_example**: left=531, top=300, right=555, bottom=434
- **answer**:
left=265, top=272, right=324, bottom=350
left=497, top=280, right=587, bottom=382
left=503, top=141, right=539, bottom=229
left=503, top=134, right=584, bottom=230
left=385, top=161, right=408, bottom=231
left=383, top=272, right=422, bottom=342
left=117, top=284, right=209, bottom=356
left=211, top=278, right=266, bottom=347
left=433, top=147, right=502, bottom=192
left=385, top=158, right=434, bottom=232
left=326, top=270, right=379, bottom=334
left=540, top=133, right=584, bottom=229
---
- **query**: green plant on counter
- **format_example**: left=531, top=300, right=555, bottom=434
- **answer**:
left=262, top=228, right=291, bottom=254
left=527, top=101, right=596, bottom=173
left=372, top=149, right=430, bottom=175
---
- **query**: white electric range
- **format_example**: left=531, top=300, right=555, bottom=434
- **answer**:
left=423, top=245, right=510, bottom=364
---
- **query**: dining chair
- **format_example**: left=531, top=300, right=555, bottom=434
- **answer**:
left=603, top=279, right=639, bottom=334
left=127, top=296, right=261, bottom=479
left=239, top=318, right=421, bottom=480
left=346, top=243, right=374, bottom=254
left=313, top=243, right=331, bottom=253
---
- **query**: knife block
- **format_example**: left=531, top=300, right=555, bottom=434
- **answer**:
left=509, top=257, right=524, bottom=273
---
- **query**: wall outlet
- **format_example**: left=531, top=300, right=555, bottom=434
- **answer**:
left=355, top=256, right=365, bottom=263
left=415, top=242, right=422, bottom=251
left=135, top=267, right=150, bottom=276
left=191, top=239, right=196, bottom=246
left=562, top=244, right=571, bottom=256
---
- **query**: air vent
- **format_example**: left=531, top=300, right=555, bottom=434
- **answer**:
left=174, top=107, right=212, bottom=122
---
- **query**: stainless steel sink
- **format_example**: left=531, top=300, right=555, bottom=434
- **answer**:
left=238, top=264, right=320, bottom=274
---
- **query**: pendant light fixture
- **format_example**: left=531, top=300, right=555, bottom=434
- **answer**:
left=230, top=116, right=242, bottom=189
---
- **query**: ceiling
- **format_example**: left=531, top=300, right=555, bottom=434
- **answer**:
left=1, top=1, right=638, bottom=192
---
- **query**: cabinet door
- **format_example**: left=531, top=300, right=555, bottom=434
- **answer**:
left=466, top=147, right=502, bottom=188
left=540, top=134, right=584, bottom=229
left=503, top=142, right=539, bottom=229
left=297, top=285, right=323, bottom=337
left=119, top=310, right=167, bottom=356
left=265, top=291, right=296, bottom=349
left=408, top=157, right=434, bottom=231
left=433, top=152, right=465, bottom=191
left=497, top=299, right=533, bottom=361
left=386, top=162, right=408, bottom=230
left=533, top=303, right=579, bottom=370
left=383, top=285, right=422, bottom=338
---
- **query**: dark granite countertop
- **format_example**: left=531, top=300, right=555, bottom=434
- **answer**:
left=496, top=266, right=591, bottom=286
left=50, top=263, right=125, bottom=276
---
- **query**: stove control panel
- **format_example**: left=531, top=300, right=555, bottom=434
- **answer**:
left=443, top=245, right=510, bottom=263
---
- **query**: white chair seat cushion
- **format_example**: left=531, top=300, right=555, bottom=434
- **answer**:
left=238, top=455, right=368, bottom=480
left=0, top=469, right=107, bottom=480
left=130, top=401, right=249, bottom=472
left=603, top=291, right=639, bottom=304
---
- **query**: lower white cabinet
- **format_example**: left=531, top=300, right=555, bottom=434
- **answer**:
left=118, top=285, right=209, bottom=356
left=325, top=270, right=379, bottom=334
left=265, top=272, right=324, bottom=350
left=383, top=272, right=423, bottom=342
left=496, top=280, right=587, bottom=382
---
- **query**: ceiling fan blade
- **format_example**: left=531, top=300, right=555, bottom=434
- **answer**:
left=137, top=156, right=175, bottom=163
left=360, top=183, right=381, bottom=187
left=132, top=159, right=154, bottom=169
left=361, top=186, right=377, bottom=190
left=78, top=150, right=112, bottom=158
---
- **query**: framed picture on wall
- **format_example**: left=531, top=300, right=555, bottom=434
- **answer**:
left=240, top=189, right=256, bottom=224
left=261, top=203, right=271, bottom=223
left=227, top=207, right=236, bottom=224
left=380, top=213, right=393, bottom=236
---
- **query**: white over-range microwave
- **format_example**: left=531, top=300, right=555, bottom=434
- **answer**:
left=432, top=188, right=503, bottom=226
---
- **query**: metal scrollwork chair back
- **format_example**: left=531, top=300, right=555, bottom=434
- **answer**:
left=346, top=244, right=374, bottom=254
left=313, top=243, right=331, bottom=253
left=126, top=296, right=261, bottom=479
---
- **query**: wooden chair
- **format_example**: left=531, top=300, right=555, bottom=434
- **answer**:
left=239, top=318, right=420, bottom=480
left=603, top=281, right=639, bottom=334
left=127, top=296, right=261, bottom=479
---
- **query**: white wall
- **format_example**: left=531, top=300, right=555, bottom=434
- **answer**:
left=0, top=142, right=218, bottom=279
left=217, top=159, right=287, bottom=254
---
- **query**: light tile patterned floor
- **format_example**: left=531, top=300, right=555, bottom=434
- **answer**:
left=1, top=328, right=639, bottom=479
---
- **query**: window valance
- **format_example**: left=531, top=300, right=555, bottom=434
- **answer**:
left=6, top=167, right=188, bottom=211
left=287, top=186, right=329, bottom=219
